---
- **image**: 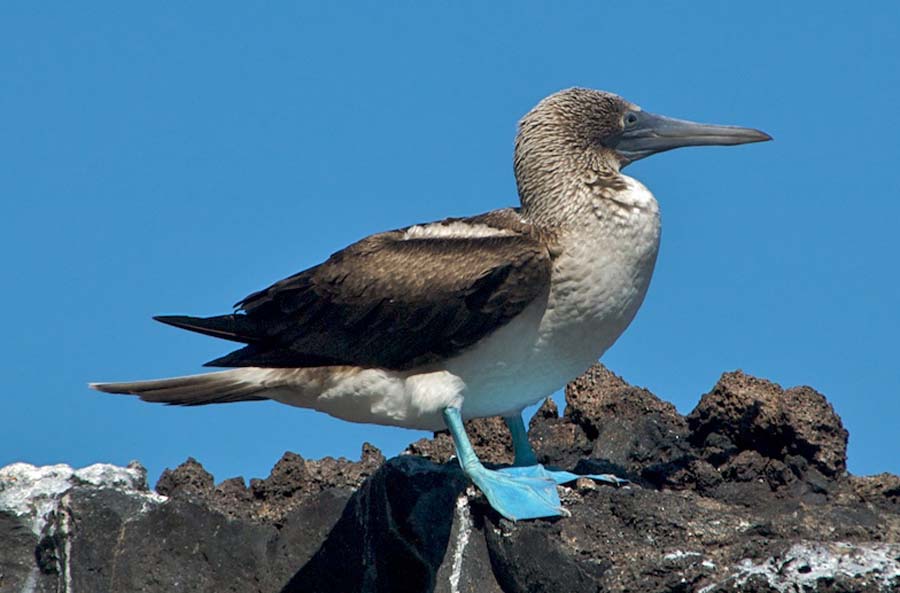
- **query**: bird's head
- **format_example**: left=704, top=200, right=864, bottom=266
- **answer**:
left=514, top=88, right=770, bottom=221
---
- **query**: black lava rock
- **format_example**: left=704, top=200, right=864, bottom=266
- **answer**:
left=2, top=365, right=899, bottom=592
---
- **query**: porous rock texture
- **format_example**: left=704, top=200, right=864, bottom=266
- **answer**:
left=2, top=364, right=899, bottom=593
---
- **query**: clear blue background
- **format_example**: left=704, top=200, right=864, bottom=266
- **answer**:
left=3, top=3, right=898, bottom=485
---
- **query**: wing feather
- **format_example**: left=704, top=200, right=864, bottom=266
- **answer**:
left=180, top=211, right=553, bottom=370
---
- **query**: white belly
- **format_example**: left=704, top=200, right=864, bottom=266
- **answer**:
left=272, top=177, right=661, bottom=431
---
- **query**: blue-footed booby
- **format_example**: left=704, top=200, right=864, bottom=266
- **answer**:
left=92, top=88, right=770, bottom=520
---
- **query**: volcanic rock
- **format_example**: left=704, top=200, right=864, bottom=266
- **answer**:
left=2, top=364, right=898, bottom=592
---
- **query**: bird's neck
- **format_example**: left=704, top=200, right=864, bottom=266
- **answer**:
left=517, top=156, right=630, bottom=229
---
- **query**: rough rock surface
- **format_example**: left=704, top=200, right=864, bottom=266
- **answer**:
left=2, top=364, right=899, bottom=593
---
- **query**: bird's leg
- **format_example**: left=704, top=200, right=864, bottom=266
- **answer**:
left=503, top=414, right=539, bottom=467
left=442, top=407, right=564, bottom=521
left=501, top=412, right=629, bottom=488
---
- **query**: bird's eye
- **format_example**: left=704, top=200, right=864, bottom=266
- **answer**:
left=624, top=112, right=639, bottom=127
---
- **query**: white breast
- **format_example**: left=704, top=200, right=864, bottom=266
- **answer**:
left=447, top=175, right=661, bottom=419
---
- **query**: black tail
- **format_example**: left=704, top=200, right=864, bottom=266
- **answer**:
left=154, top=314, right=262, bottom=344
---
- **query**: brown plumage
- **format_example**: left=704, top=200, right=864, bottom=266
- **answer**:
left=156, top=208, right=554, bottom=371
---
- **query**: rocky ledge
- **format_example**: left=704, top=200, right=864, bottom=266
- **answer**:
left=2, top=365, right=899, bottom=593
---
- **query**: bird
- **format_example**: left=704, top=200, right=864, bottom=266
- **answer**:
left=91, top=88, right=770, bottom=520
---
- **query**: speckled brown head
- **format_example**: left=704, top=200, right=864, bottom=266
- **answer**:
left=514, top=88, right=770, bottom=222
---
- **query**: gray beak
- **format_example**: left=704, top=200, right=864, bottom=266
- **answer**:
left=613, top=110, right=772, bottom=166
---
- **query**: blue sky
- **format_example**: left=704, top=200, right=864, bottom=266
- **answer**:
left=2, top=3, right=898, bottom=485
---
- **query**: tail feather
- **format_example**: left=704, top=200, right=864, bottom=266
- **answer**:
left=90, top=369, right=271, bottom=406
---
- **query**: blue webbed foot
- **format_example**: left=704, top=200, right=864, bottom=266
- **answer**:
left=444, top=408, right=628, bottom=521
left=470, top=465, right=627, bottom=520
left=499, top=464, right=629, bottom=486
left=443, top=407, right=565, bottom=520
left=467, top=464, right=565, bottom=520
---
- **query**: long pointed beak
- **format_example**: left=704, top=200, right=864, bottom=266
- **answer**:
left=614, top=110, right=771, bottom=165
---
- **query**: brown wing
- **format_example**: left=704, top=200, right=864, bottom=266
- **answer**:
left=161, top=213, right=553, bottom=371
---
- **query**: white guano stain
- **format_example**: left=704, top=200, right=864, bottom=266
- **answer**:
left=448, top=493, right=473, bottom=593
left=61, top=493, right=73, bottom=593
left=20, top=567, right=39, bottom=593
left=663, top=550, right=702, bottom=561
left=0, top=462, right=166, bottom=536
left=700, top=542, right=900, bottom=593
left=0, top=462, right=168, bottom=593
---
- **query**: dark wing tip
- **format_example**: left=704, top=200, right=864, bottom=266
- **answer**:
left=153, top=314, right=191, bottom=327
left=151, top=314, right=261, bottom=344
